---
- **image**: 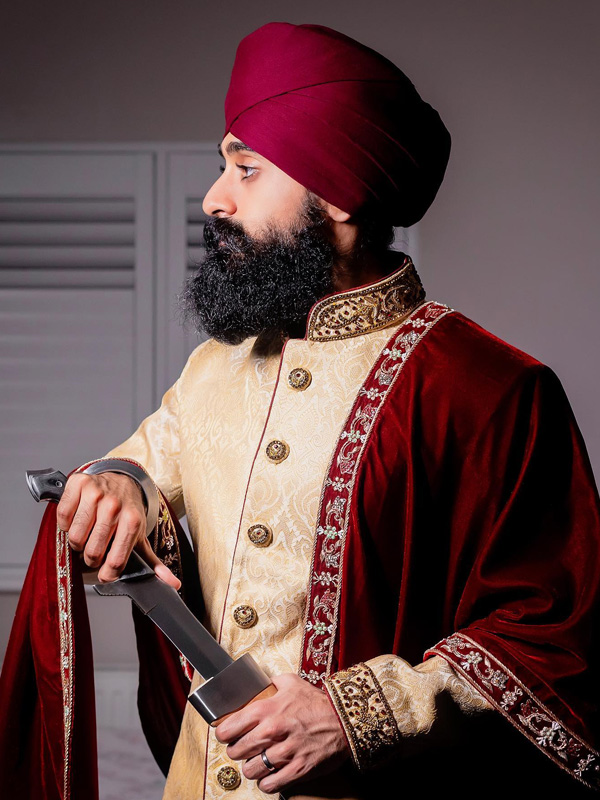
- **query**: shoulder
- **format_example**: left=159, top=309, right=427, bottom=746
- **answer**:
left=177, top=335, right=259, bottom=388
left=404, top=308, right=565, bottom=419
left=420, top=308, right=551, bottom=389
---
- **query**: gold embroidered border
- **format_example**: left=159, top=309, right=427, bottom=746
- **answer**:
left=307, top=257, right=426, bottom=341
left=426, top=633, right=600, bottom=791
left=56, top=525, right=74, bottom=799
left=298, top=302, right=453, bottom=686
left=324, top=662, right=401, bottom=771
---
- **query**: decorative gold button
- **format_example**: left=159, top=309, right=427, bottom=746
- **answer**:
left=265, top=439, right=289, bottom=463
left=247, top=523, right=273, bottom=547
left=217, top=765, right=241, bottom=790
left=288, top=367, right=312, bottom=391
left=233, top=604, right=258, bottom=628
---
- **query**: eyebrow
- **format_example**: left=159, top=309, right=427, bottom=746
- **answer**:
left=217, top=140, right=258, bottom=158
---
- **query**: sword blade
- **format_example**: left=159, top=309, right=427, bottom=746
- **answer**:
left=94, top=573, right=233, bottom=679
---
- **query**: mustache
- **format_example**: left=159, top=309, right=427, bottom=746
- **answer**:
left=203, top=216, right=258, bottom=257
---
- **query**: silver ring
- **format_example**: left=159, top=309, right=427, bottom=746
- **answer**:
left=261, top=749, right=277, bottom=772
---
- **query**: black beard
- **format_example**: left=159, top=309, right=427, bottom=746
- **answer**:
left=178, top=197, right=336, bottom=345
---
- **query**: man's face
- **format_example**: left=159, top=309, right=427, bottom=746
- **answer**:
left=180, top=134, right=338, bottom=345
left=202, top=132, right=310, bottom=238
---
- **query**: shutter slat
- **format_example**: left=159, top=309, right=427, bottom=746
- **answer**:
left=0, top=222, right=134, bottom=246
left=0, top=198, right=135, bottom=222
left=0, top=246, right=134, bottom=269
left=0, top=269, right=133, bottom=288
left=187, top=223, right=205, bottom=246
left=187, top=201, right=208, bottom=223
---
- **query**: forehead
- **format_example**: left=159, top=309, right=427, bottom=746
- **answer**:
left=218, top=132, right=261, bottom=159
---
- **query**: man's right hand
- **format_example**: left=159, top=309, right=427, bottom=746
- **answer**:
left=56, top=471, right=180, bottom=588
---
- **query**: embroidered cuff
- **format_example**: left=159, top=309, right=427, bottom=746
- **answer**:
left=426, top=633, right=600, bottom=791
left=151, top=492, right=183, bottom=583
left=324, top=662, right=401, bottom=771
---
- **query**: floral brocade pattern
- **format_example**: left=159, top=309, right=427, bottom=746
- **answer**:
left=299, top=301, right=452, bottom=686
left=307, top=256, right=426, bottom=341
left=325, top=662, right=401, bottom=770
left=427, top=633, right=600, bottom=791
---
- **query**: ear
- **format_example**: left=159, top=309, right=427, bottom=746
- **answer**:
left=318, top=199, right=352, bottom=223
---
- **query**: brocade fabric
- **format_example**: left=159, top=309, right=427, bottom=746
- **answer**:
left=103, top=258, right=498, bottom=798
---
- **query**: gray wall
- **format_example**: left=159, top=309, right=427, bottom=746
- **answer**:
left=1, top=0, right=599, bottom=665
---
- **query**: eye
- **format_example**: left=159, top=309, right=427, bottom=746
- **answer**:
left=237, top=164, right=258, bottom=180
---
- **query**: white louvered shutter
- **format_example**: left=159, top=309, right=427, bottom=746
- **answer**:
left=0, top=151, right=154, bottom=587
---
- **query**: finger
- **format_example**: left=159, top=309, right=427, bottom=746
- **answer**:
left=226, top=716, right=286, bottom=761
left=137, top=538, right=182, bottom=590
left=215, top=700, right=271, bottom=745
left=242, top=744, right=293, bottom=782
left=67, top=480, right=103, bottom=552
left=82, top=496, right=121, bottom=567
left=242, top=753, right=272, bottom=782
left=96, top=507, right=144, bottom=582
left=56, top=474, right=84, bottom=533
left=258, top=758, right=308, bottom=795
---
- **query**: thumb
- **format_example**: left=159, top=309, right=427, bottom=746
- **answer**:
left=137, top=537, right=182, bottom=591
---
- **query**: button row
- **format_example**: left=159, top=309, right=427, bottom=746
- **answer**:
left=220, top=369, right=311, bottom=789
left=265, top=368, right=311, bottom=466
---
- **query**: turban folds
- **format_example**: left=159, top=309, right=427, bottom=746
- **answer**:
left=224, top=23, right=451, bottom=227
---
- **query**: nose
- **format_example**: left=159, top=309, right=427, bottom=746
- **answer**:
left=202, top=173, right=237, bottom=218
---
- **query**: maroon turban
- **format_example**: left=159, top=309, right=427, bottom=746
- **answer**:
left=224, top=23, right=451, bottom=227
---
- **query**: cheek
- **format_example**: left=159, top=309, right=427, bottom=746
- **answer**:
left=244, top=188, right=306, bottom=235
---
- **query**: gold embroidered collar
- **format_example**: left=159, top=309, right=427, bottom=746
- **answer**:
left=306, top=255, right=426, bottom=342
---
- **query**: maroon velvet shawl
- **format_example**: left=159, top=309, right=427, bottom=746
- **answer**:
left=0, top=495, right=196, bottom=799
left=300, top=302, right=600, bottom=794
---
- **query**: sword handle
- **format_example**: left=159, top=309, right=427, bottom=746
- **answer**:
left=25, top=467, right=155, bottom=583
left=26, top=468, right=68, bottom=502
left=211, top=683, right=277, bottom=727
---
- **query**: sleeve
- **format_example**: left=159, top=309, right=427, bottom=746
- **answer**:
left=102, top=378, right=184, bottom=517
left=324, top=654, right=492, bottom=771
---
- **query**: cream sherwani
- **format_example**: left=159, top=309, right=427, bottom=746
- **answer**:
left=104, top=259, right=489, bottom=798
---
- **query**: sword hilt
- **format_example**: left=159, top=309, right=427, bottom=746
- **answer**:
left=25, top=467, right=155, bottom=583
left=189, top=653, right=276, bottom=725
left=26, top=468, right=67, bottom=502
left=212, top=683, right=277, bottom=726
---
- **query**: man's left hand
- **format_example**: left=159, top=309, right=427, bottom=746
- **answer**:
left=214, top=673, right=350, bottom=794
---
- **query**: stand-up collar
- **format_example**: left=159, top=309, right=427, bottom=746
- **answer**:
left=306, top=254, right=425, bottom=341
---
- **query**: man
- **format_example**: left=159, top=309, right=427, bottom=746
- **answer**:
left=35, top=21, right=600, bottom=799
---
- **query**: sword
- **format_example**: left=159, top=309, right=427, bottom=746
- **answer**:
left=26, top=467, right=276, bottom=725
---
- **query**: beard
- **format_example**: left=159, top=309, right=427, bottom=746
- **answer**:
left=178, top=194, right=337, bottom=345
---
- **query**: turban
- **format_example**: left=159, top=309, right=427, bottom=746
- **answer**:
left=224, top=23, right=451, bottom=227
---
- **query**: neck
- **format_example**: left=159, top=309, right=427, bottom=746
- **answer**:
left=332, top=248, right=400, bottom=292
